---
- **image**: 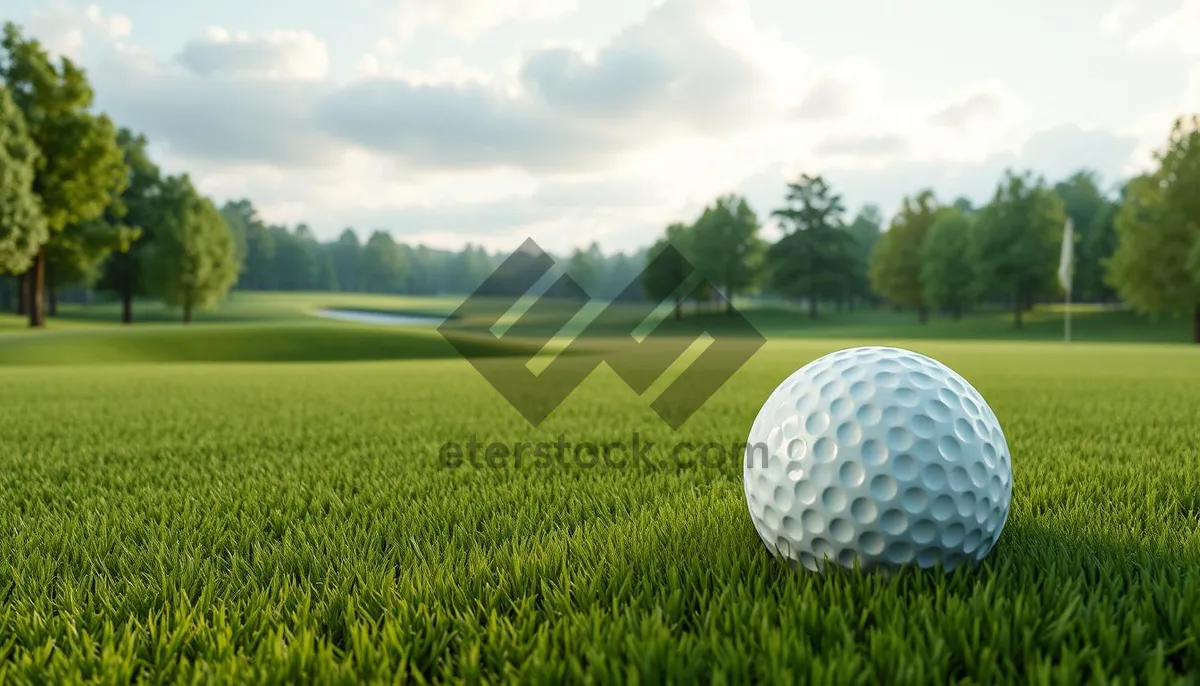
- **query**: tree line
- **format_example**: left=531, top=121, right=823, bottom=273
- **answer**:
left=641, top=118, right=1200, bottom=343
left=3, top=17, right=1199, bottom=341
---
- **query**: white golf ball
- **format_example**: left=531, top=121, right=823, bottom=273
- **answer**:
left=743, top=346, right=1012, bottom=572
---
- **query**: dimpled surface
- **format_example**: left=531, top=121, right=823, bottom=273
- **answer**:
left=743, top=346, right=1012, bottom=573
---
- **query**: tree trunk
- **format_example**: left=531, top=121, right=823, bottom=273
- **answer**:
left=808, top=295, right=818, bottom=319
left=1012, top=290, right=1023, bottom=329
left=918, top=306, right=929, bottom=324
left=28, top=249, right=45, bottom=328
left=673, top=296, right=682, bottom=320
left=725, top=288, right=734, bottom=315
left=1193, top=304, right=1200, bottom=344
left=121, top=288, right=133, bottom=324
left=17, top=272, right=28, bottom=315
left=183, top=302, right=193, bottom=324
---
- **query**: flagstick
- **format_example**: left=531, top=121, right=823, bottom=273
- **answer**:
left=1064, top=288, right=1071, bottom=343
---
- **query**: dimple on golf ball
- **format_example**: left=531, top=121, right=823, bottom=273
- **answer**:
left=743, top=346, right=1012, bottom=572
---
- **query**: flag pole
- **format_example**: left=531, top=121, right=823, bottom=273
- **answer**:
left=1064, top=284, right=1071, bottom=343
left=1059, top=217, right=1074, bottom=344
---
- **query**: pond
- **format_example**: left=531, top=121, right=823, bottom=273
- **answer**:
left=311, top=308, right=445, bottom=326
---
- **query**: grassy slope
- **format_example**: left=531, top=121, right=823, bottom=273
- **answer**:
left=0, top=293, right=1191, bottom=367
left=1, top=340, right=1199, bottom=681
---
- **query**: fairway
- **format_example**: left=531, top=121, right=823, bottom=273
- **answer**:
left=2, top=337, right=1199, bottom=682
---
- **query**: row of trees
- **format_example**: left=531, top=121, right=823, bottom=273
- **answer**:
left=0, top=22, right=239, bottom=325
left=219, top=201, right=651, bottom=302
left=642, top=116, right=1200, bottom=342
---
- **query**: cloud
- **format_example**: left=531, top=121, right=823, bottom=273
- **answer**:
left=81, top=0, right=821, bottom=175
left=1129, top=0, right=1200, bottom=53
left=1100, top=1, right=1138, bottom=36
left=930, top=85, right=1009, bottom=129
left=813, top=124, right=1138, bottom=216
left=175, top=28, right=330, bottom=80
left=92, top=49, right=343, bottom=167
left=792, top=59, right=882, bottom=121
left=390, top=0, right=576, bottom=41
left=25, top=0, right=130, bottom=59
left=814, top=134, right=908, bottom=158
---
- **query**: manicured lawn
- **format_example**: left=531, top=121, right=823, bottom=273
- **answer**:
left=1, top=335, right=1198, bottom=682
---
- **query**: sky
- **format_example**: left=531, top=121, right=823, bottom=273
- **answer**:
left=2, top=0, right=1199, bottom=255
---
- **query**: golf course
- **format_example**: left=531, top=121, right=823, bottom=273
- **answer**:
left=1, top=293, right=1197, bottom=682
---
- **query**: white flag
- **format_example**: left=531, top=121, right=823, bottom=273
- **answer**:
left=1058, top=218, right=1074, bottom=293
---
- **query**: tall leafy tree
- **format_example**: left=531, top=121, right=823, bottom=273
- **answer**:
left=222, top=200, right=275, bottom=290
left=971, top=169, right=1067, bottom=328
left=443, top=243, right=492, bottom=294
left=565, top=242, right=604, bottom=298
left=691, top=194, right=763, bottom=314
left=94, top=129, right=161, bottom=323
left=642, top=223, right=694, bottom=319
left=1080, top=193, right=1122, bottom=305
left=142, top=175, right=238, bottom=322
left=329, top=228, right=362, bottom=292
left=1, top=22, right=128, bottom=327
left=269, top=225, right=320, bottom=291
left=0, top=84, right=45, bottom=282
left=869, top=189, right=942, bottom=322
left=47, top=218, right=138, bottom=315
left=768, top=174, right=855, bottom=318
left=920, top=208, right=978, bottom=320
left=361, top=230, right=405, bottom=293
left=1107, top=116, right=1200, bottom=343
left=845, top=204, right=883, bottom=308
left=1053, top=170, right=1109, bottom=298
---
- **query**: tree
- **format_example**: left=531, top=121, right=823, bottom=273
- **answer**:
left=443, top=243, right=492, bottom=294
left=1, top=22, right=128, bottom=327
left=691, top=195, right=763, bottom=314
left=47, top=218, right=138, bottom=315
left=1107, top=116, right=1200, bottom=343
left=329, top=228, right=362, bottom=292
left=0, top=84, right=45, bottom=281
left=142, top=175, right=238, bottom=322
left=1081, top=196, right=1120, bottom=305
left=566, top=242, right=604, bottom=298
left=768, top=174, right=856, bottom=318
left=971, top=169, right=1067, bottom=328
left=223, top=200, right=275, bottom=290
left=1054, top=170, right=1109, bottom=298
left=920, top=209, right=978, bottom=320
left=845, top=204, right=883, bottom=308
left=642, top=223, right=694, bottom=319
left=361, top=230, right=405, bottom=293
left=94, top=129, right=161, bottom=323
left=952, top=196, right=977, bottom=216
left=869, top=190, right=941, bottom=322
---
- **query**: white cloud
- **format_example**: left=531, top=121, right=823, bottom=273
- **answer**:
left=25, top=0, right=131, bottom=59
left=390, top=0, right=576, bottom=41
left=175, top=28, right=330, bottom=80
left=1101, top=1, right=1138, bottom=36
left=1129, top=0, right=1200, bottom=53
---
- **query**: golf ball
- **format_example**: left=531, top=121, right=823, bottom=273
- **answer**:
left=743, top=346, right=1012, bottom=572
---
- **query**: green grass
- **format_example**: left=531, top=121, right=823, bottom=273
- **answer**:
left=1, top=335, right=1200, bottom=682
left=0, top=322, right=541, bottom=365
